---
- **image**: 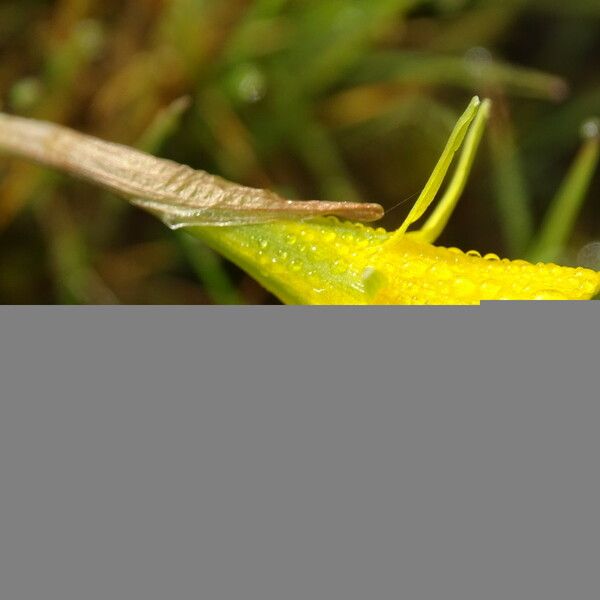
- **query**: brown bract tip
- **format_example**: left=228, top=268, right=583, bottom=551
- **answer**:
left=330, top=202, right=385, bottom=222
left=295, top=200, right=384, bottom=222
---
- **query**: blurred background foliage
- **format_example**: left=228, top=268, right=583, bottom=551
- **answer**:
left=0, top=0, right=599, bottom=304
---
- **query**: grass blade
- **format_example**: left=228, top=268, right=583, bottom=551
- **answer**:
left=527, top=119, right=600, bottom=263
left=488, top=103, right=533, bottom=255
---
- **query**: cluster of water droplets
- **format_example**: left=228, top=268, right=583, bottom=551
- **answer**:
left=370, top=242, right=599, bottom=303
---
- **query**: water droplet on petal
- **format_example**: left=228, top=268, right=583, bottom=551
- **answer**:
left=480, top=280, right=501, bottom=297
left=534, top=290, right=569, bottom=300
left=362, top=267, right=387, bottom=297
left=453, top=277, right=476, bottom=296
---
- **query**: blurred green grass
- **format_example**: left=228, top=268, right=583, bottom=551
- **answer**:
left=1, top=0, right=599, bottom=304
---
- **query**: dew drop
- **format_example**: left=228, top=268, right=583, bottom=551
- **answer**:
left=427, top=264, right=452, bottom=280
left=362, top=267, right=387, bottom=297
left=577, top=241, right=600, bottom=270
left=453, top=277, right=476, bottom=296
left=230, top=63, right=267, bottom=103
left=480, top=280, right=501, bottom=297
left=332, top=260, right=346, bottom=274
left=534, top=290, right=569, bottom=300
left=464, top=46, right=493, bottom=78
left=581, top=118, right=600, bottom=140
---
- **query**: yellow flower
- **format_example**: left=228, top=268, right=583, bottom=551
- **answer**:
left=189, top=97, right=600, bottom=304
left=192, top=217, right=599, bottom=304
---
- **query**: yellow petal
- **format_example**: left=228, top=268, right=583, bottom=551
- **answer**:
left=369, top=236, right=600, bottom=304
left=192, top=218, right=600, bottom=305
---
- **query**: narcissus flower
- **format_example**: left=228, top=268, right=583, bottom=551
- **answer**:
left=189, top=97, right=600, bottom=304
left=2, top=97, right=598, bottom=304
